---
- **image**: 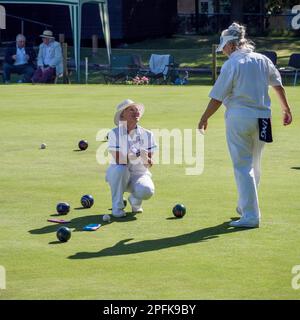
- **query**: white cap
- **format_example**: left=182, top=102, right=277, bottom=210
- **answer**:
left=216, top=35, right=239, bottom=52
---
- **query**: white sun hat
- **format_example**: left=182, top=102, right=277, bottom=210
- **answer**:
left=40, top=30, right=55, bottom=39
left=216, top=35, right=239, bottom=52
left=114, top=99, right=144, bottom=125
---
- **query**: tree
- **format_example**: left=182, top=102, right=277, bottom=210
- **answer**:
left=266, top=0, right=299, bottom=14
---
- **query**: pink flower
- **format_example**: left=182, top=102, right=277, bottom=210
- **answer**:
left=129, top=75, right=149, bottom=85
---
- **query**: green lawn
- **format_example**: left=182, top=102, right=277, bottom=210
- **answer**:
left=83, top=34, right=300, bottom=68
left=77, top=34, right=300, bottom=85
left=0, top=84, right=299, bottom=299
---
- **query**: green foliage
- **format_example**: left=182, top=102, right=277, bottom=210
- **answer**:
left=266, top=0, right=299, bottom=14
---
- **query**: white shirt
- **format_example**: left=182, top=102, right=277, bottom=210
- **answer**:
left=209, top=49, right=282, bottom=118
left=108, top=125, right=157, bottom=175
left=43, top=42, right=55, bottom=66
left=14, top=47, right=27, bottom=66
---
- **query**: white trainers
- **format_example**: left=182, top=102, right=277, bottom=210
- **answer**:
left=112, top=209, right=126, bottom=218
left=128, top=194, right=143, bottom=213
left=229, top=218, right=259, bottom=228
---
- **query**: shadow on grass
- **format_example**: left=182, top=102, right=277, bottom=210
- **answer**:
left=49, top=241, right=63, bottom=245
left=68, top=220, right=251, bottom=259
left=291, top=167, right=300, bottom=170
left=28, top=213, right=137, bottom=235
left=50, top=213, right=65, bottom=217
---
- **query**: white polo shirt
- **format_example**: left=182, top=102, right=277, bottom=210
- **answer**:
left=209, top=48, right=282, bottom=118
left=108, top=124, right=157, bottom=175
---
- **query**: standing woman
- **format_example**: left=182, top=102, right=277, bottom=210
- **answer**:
left=198, top=22, right=292, bottom=228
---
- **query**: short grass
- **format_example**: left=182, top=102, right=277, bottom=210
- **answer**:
left=78, top=34, right=300, bottom=85
left=0, top=84, right=299, bottom=299
left=84, top=34, right=300, bottom=68
left=3, top=34, right=299, bottom=85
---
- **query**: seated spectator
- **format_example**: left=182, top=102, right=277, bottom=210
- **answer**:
left=3, top=34, right=36, bottom=84
left=32, top=30, right=63, bottom=84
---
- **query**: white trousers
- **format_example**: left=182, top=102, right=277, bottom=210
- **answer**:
left=226, top=116, right=265, bottom=221
left=106, top=165, right=155, bottom=212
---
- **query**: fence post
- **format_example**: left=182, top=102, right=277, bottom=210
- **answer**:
left=212, top=44, right=218, bottom=84
left=92, top=34, right=98, bottom=55
left=59, top=33, right=65, bottom=44
left=62, top=42, right=68, bottom=84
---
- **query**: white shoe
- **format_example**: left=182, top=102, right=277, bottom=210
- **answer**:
left=112, top=209, right=126, bottom=218
left=128, top=194, right=143, bottom=213
left=229, top=218, right=259, bottom=228
left=236, top=207, right=242, bottom=216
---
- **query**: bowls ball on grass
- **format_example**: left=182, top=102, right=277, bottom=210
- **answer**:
left=56, top=202, right=70, bottom=215
left=78, top=140, right=88, bottom=151
left=103, top=214, right=111, bottom=222
left=172, top=204, right=186, bottom=218
left=81, top=194, right=94, bottom=208
left=56, top=226, right=71, bottom=242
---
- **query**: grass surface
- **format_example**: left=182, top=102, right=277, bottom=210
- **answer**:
left=78, top=34, right=300, bottom=85
left=84, top=34, right=300, bottom=68
left=0, top=84, right=299, bottom=299
left=3, top=34, right=299, bottom=85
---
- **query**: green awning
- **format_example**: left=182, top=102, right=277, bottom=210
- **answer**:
left=0, top=0, right=111, bottom=82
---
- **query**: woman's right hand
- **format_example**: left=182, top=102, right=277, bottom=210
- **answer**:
left=198, top=117, right=208, bottom=133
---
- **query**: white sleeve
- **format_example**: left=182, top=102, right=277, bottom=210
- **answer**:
left=143, top=131, right=157, bottom=153
left=209, top=61, right=234, bottom=101
left=267, top=58, right=282, bottom=86
left=108, top=129, right=119, bottom=152
left=148, top=131, right=157, bottom=152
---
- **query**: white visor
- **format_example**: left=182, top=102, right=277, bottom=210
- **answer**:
left=216, top=35, right=239, bottom=52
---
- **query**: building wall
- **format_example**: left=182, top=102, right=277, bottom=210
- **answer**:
left=178, top=0, right=195, bottom=14
left=123, top=0, right=177, bottom=40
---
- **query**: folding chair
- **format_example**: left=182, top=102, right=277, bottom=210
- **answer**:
left=54, top=71, right=72, bottom=84
left=54, top=43, right=72, bottom=84
left=102, top=54, right=138, bottom=84
left=259, top=51, right=277, bottom=66
left=146, top=54, right=178, bottom=84
left=54, top=65, right=73, bottom=84
left=132, top=54, right=149, bottom=74
left=279, top=53, right=300, bottom=86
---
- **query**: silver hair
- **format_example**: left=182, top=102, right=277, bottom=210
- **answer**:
left=221, top=22, right=255, bottom=51
left=16, top=34, right=26, bottom=42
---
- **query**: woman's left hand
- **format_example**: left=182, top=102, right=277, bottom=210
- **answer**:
left=283, top=110, right=292, bottom=126
left=141, top=149, right=153, bottom=168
